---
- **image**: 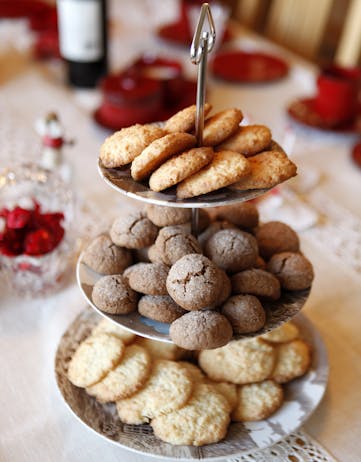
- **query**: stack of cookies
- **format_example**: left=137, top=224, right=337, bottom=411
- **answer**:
left=82, top=202, right=314, bottom=350
left=67, top=318, right=311, bottom=447
left=99, top=104, right=297, bottom=198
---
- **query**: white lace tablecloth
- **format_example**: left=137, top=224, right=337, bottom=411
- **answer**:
left=1, top=2, right=361, bottom=462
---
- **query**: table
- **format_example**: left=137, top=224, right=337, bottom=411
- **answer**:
left=1, top=3, right=361, bottom=461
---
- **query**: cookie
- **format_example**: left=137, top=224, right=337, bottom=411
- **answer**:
left=267, top=252, right=314, bottom=290
left=91, top=318, right=136, bottom=345
left=212, top=202, right=259, bottom=229
left=86, top=344, right=151, bottom=402
left=138, top=295, right=186, bottom=323
left=198, top=338, right=276, bottom=384
left=198, top=220, right=237, bottom=248
left=164, top=103, right=212, bottom=133
left=255, top=256, right=267, bottom=269
left=271, top=339, right=311, bottom=383
left=260, top=322, right=299, bottom=343
left=177, top=150, right=250, bottom=199
left=166, top=254, right=223, bottom=310
left=232, top=380, right=283, bottom=421
left=231, top=268, right=281, bottom=300
left=133, top=246, right=150, bottom=263
left=178, top=361, right=206, bottom=382
left=216, top=125, right=272, bottom=157
left=217, top=269, right=232, bottom=305
left=170, top=310, right=233, bottom=350
left=82, top=234, right=133, bottom=275
left=68, top=333, right=125, bottom=388
left=154, top=226, right=202, bottom=266
left=110, top=212, right=158, bottom=249
left=203, top=108, right=243, bottom=146
left=100, top=124, right=165, bottom=168
left=204, top=229, right=258, bottom=273
left=231, top=149, right=297, bottom=190
left=151, top=383, right=230, bottom=446
left=221, top=295, right=266, bottom=334
left=92, top=275, right=138, bottom=315
left=146, top=204, right=191, bottom=227
left=136, top=337, right=186, bottom=360
left=204, top=380, right=238, bottom=411
left=149, top=147, right=214, bottom=191
left=126, top=262, right=169, bottom=295
left=147, top=244, right=164, bottom=263
left=116, top=359, right=193, bottom=424
left=131, top=132, right=196, bottom=181
left=256, top=221, right=300, bottom=260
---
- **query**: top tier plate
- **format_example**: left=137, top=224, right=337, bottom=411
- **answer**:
left=98, top=160, right=270, bottom=209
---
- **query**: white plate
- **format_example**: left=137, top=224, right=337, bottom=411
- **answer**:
left=55, top=308, right=328, bottom=460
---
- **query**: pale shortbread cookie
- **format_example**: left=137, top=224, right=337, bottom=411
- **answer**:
left=151, top=383, right=230, bottom=446
left=260, top=322, right=299, bottom=344
left=203, top=108, right=243, bottom=146
left=86, top=344, right=151, bottom=402
left=164, top=103, right=212, bottom=133
left=198, top=338, right=276, bottom=384
left=100, top=124, right=165, bottom=168
left=204, top=380, right=238, bottom=411
left=116, top=359, right=193, bottom=424
left=131, top=133, right=196, bottom=181
left=178, top=361, right=206, bottom=383
left=271, top=339, right=311, bottom=383
left=136, top=337, right=186, bottom=360
left=177, top=150, right=250, bottom=199
left=91, top=319, right=136, bottom=345
left=149, top=147, right=214, bottom=191
left=68, top=333, right=125, bottom=388
left=231, top=150, right=297, bottom=190
left=216, top=125, right=272, bottom=157
left=232, top=380, right=283, bottom=421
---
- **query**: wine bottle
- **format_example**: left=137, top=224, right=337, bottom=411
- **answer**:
left=57, top=0, right=108, bottom=88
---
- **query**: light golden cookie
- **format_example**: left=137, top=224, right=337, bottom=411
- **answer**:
left=86, top=344, right=151, bottom=402
left=164, top=103, right=212, bottom=133
left=232, top=380, right=283, bottom=421
left=204, top=380, right=238, bottom=411
left=151, top=383, right=230, bottom=446
left=198, top=338, right=276, bottom=385
left=216, top=125, right=272, bottom=157
left=131, top=133, right=196, bottom=181
left=100, top=124, right=165, bottom=168
left=91, top=319, right=136, bottom=345
left=177, top=150, right=250, bottom=199
left=68, top=333, right=125, bottom=388
left=136, top=337, right=186, bottom=360
left=116, top=359, right=193, bottom=424
left=149, top=147, right=214, bottom=191
left=178, top=361, right=206, bottom=383
left=231, top=150, right=297, bottom=190
left=203, top=108, right=243, bottom=146
left=271, top=339, right=311, bottom=383
left=260, top=322, right=299, bottom=344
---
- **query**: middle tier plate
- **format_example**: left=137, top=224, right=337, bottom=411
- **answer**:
left=77, top=255, right=311, bottom=343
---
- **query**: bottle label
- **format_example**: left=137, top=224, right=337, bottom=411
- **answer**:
left=58, top=0, right=103, bottom=62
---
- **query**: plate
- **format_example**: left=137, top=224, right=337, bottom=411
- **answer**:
left=210, top=51, right=289, bottom=83
left=288, top=98, right=361, bottom=134
left=55, top=308, right=328, bottom=460
left=77, top=254, right=311, bottom=343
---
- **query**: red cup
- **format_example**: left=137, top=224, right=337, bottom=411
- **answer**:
left=314, top=65, right=361, bottom=126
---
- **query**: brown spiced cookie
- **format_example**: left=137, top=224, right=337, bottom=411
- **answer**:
left=198, top=220, right=237, bottom=248
left=149, top=147, right=214, bottom=191
left=256, top=221, right=300, bottom=259
left=271, top=339, right=311, bottom=383
left=126, top=262, right=169, bottom=295
left=138, top=295, right=186, bottom=323
left=212, top=202, right=259, bottom=229
left=146, top=204, right=191, bottom=227
left=133, top=246, right=150, bottom=263
left=166, top=254, right=223, bottom=310
left=100, top=124, right=165, bottom=168
left=217, top=270, right=232, bottom=305
left=267, top=252, right=314, bottom=290
left=110, top=212, right=158, bottom=249
left=203, top=108, right=243, bottom=146
left=92, top=275, right=138, bottom=314
left=147, top=244, right=164, bottom=264
left=170, top=310, right=233, bottom=350
left=164, top=103, right=212, bottom=133
left=82, top=234, right=132, bottom=275
left=231, top=268, right=281, bottom=300
left=131, top=132, right=196, bottom=181
left=176, top=150, right=250, bottom=199
left=254, top=256, right=267, bottom=269
left=216, top=125, right=272, bottom=157
left=154, top=226, right=202, bottom=266
left=221, top=295, right=266, bottom=334
left=204, top=229, right=258, bottom=273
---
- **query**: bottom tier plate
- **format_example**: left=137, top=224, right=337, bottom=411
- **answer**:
left=55, top=308, right=328, bottom=460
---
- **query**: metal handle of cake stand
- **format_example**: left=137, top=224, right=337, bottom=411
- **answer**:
left=190, top=2, right=216, bottom=235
